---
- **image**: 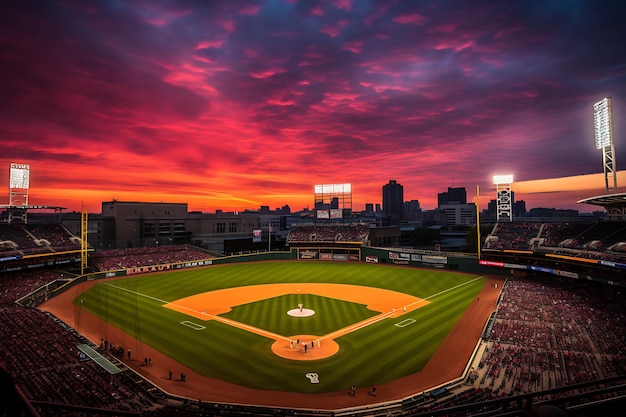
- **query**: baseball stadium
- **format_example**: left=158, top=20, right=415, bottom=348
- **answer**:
left=1, top=165, right=626, bottom=417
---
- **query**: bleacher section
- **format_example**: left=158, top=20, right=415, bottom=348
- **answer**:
left=89, top=245, right=215, bottom=271
left=483, top=222, right=542, bottom=251
left=0, top=223, right=81, bottom=256
left=287, top=224, right=369, bottom=244
left=484, top=221, right=626, bottom=261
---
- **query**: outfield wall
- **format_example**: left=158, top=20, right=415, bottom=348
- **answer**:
left=359, top=247, right=503, bottom=276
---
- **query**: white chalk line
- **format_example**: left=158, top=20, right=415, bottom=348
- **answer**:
left=101, top=282, right=290, bottom=341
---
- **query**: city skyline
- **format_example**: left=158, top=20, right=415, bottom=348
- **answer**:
left=1, top=1, right=625, bottom=213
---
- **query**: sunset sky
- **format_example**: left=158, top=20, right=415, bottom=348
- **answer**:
left=1, top=0, right=625, bottom=214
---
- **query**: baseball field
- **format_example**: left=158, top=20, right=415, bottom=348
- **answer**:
left=41, top=260, right=501, bottom=408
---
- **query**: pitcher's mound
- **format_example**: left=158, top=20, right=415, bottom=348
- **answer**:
left=288, top=308, right=315, bottom=317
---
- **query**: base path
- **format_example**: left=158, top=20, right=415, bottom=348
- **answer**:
left=164, top=282, right=427, bottom=360
left=40, top=275, right=505, bottom=410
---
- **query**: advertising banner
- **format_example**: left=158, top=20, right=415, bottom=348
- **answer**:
left=299, top=250, right=318, bottom=259
left=479, top=260, right=505, bottom=268
left=422, top=255, right=447, bottom=264
left=330, top=209, right=343, bottom=219
left=316, top=210, right=330, bottom=219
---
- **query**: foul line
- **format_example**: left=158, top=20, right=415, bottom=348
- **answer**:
left=422, top=276, right=484, bottom=302
left=101, top=282, right=290, bottom=341
left=321, top=275, right=484, bottom=342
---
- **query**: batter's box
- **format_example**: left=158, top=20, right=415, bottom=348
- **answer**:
left=181, top=321, right=206, bottom=331
left=395, top=318, right=416, bottom=328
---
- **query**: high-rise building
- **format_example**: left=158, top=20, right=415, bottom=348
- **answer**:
left=438, top=187, right=467, bottom=207
left=403, top=199, right=422, bottom=221
left=513, top=199, right=526, bottom=218
left=382, top=180, right=404, bottom=223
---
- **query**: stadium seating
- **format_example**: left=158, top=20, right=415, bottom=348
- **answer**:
left=0, top=223, right=80, bottom=255
left=287, top=224, right=370, bottom=243
left=90, top=245, right=214, bottom=271
left=484, top=221, right=626, bottom=262
left=0, top=237, right=624, bottom=416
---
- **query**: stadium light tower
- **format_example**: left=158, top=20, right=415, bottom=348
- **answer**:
left=314, top=183, right=352, bottom=223
left=593, top=97, right=617, bottom=193
left=493, top=174, right=513, bottom=222
left=8, top=163, right=30, bottom=223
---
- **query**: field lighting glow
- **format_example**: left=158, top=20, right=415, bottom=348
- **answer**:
left=9, top=163, right=30, bottom=189
left=593, top=97, right=612, bottom=149
left=314, top=183, right=352, bottom=194
left=493, top=174, right=513, bottom=184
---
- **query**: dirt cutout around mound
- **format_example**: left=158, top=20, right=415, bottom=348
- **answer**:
left=40, top=272, right=505, bottom=410
left=163, top=283, right=427, bottom=360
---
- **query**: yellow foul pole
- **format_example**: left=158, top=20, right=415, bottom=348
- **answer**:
left=81, top=203, right=88, bottom=275
left=476, top=185, right=481, bottom=260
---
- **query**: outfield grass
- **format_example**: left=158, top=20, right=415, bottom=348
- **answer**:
left=75, top=261, right=484, bottom=393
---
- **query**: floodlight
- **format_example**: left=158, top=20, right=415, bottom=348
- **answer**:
left=9, top=163, right=30, bottom=189
left=493, top=174, right=513, bottom=184
left=313, top=183, right=352, bottom=220
left=593, top=97, right=612, bottom=150
left=314, top=183, right=352, bottom=194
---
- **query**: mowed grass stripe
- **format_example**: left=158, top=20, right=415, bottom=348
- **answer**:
left=76, top=261, right=484, bottom=392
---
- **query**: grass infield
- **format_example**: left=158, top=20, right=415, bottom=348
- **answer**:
left=74, top=261, right=484, bottom=393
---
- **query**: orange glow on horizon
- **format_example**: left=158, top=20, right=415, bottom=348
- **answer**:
left=5, top=171, right=624, bottom=214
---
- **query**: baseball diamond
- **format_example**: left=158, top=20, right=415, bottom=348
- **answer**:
left=40, top=261, right=501, bottom=410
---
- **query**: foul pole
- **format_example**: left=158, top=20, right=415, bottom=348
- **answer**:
left=476, top=185, right=481, bottom=260
left=81, top=203, right=88, bottom=275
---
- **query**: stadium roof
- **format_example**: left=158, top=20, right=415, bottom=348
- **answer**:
left=577, top=193, right=626, bottom=207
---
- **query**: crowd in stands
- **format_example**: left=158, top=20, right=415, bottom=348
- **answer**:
left=480, top=276, right=626, bottom=395
left=539, top=223, right=594, bottom=248
left=287, top=224, right=370, bottom=243
left=1, top=249, right=625, bottom=416
left=484, top=222, right=543, bottom=251
left=475, top=275, right=625, bottom=396
left=0, top=270, right=68, bottom=307
left=23, top=224, right=81, bottom=251
left=90, top=245, right=214, bottom=272
left=484, top=221, right=626, bottom=262
left=407, top=274, right=626, bottom=416
left=0, top=270, right=159, bottom=416
left=0, top=223, right=80, bottom=256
